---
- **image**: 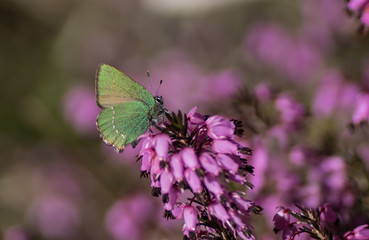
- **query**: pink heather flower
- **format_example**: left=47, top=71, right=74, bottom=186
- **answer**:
left=136, top=107, right=257, bottom=239
left=203, top=174, right=224, bottom=198
left=160, top=170, right=174, bottom=194
left=199, top=152, right=221, bottom=176
left=273, top=207, right=291, bottom=231
left=206, top=115, right=235, bottom=139
left=153, top=134, right=171, bottom=159
left=212, top=139, right=238, bottom=154
left=164, top=186, right=180, bottom=211
left=209, top=201, right=231, bottom=224
left=352, top=93, right=369, bottom=125
left=184, top=168, right=203, bottom=193
left=169, top=153, right=184, bottom=182
left=319, top=203, right=338, bottom=223
left=187, top=106, right=205, bottom=126
left=183, top=206, right=198, bottom=236
left=181, top=147, right=200, bottom=170
left=344, top=224, right=369, bottom=240
left=217, top=153, right=240, bottom=174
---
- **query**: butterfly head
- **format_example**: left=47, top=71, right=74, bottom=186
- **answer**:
left=154, top=96, right=164, bottom=105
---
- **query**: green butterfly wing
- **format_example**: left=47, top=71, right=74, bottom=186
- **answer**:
left=96, top=101, right=150, bottom=152
left=96, top=64, right=155, bottom=108
left=95, top=64, right=156, bottom=152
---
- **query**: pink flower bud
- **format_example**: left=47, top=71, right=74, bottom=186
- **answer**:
left=183, top=206, right=198, bottom=235
left=181, top=148, right=200, bottom=170
left=206, top=115, right=235, bottom=139
left=209, top=202, right=230, bottom=223
left=217, top=154, right=240, bottom=174
left=160, top=170, right=174, bottom=194
left=170, top=153, right=184, bottom=182
left=204, top=174, right=224, bottom=198
left=140, top=150, right=153, bottom=173
left=153, top=134, right=171, bottom=159
left=164, top=187, right=180, bottom=211
left=212, top=139, right=238, bottom=154
left=199, top=152, right=221, bottom=176
left=187, top=106, right=205, bottom=125
left=319, top=203, right=338, bottom=223
left=273, top=207, right=291, bottom=231
left=184, top=169, right=203, bottom=193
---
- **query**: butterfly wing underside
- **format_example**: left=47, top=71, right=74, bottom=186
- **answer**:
left=96, top=101, right=150, bottom=152
left=96, top=64, right=155, bottom=108
left=95, top=64, right=155, bottom=151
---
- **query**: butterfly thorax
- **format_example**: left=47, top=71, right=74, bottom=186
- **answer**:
left=149, top=96, right=166, bottom=125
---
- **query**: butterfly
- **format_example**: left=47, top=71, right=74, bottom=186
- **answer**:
left=95, top=64, right=165, bottom=152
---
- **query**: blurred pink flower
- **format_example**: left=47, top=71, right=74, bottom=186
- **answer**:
left=319, top=203, right=338, bottom=223
left=254, top=82, right=273, bottom=102
left=4, top=226, right=28, bottom=240
left=148, top=50, right=204, bottom=110
left=275, top=93, right=304, bottom=129
left=29, top=196, right=80, bottom=239
left=200, top=68, right=242, bottom=100
left=63, top=85, right=100, bottom=136
left=313, top=70, right=359, bottom=117
left=352, top=93, right=369, bottom=124
left=245, top=24, right=321, bottom=84
left=248, top=143, right=268, bottom=194
left=347, top=0, right=369, bottom=31
left=105, top=193, right=154, bottom=240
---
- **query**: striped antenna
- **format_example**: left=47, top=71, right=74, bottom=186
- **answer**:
left=147, top=71, right=154, bottom=93
left=155, top=80, right=163, bottom=96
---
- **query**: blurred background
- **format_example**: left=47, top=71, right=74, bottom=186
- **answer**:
left=1, top=0, right=369, bottom=239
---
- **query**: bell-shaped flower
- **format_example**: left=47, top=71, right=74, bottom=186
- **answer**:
left=170, top=153, right=184, bottom=182
left=212, top=139, right=238, bottom=154
left=204, top=174, right=224, bottom=198
left=206, top=115, right=235, bottom=139
left=160, top=170, right=174, bottom=194
left=181, top=147, right=200, bottom=170
left=209, top=201, right=230, bottom=225
left=183, top=206, right=198, bottom=236
left=153, top=134, right=172, bottom=160
left=319, top=203, right=338, bottom=223
left=273, top=206, right=291, bottom=231
left=187, top=106, right=205, bottom=126
left=184, top=169, right=203, bottom=193
left=199, top=152, right=221, bottom=176
left=217, top=154, right=240, bottom=174
left=140, top=149, right=154, bottom=173
left=164, top=186, right=180, bottom=211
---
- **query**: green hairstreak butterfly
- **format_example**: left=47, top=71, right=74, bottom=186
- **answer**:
left=95, top=64, right=165, bottom=152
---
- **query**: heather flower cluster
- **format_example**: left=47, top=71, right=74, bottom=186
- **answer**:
left=347, top=0, right=369, bottom=33
left=137, top=107, right=261, bottom=240
left=273, top=204, right=369, bottom=240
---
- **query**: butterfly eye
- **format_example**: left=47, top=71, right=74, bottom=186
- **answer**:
left=155, top=96, right=163, bottom=105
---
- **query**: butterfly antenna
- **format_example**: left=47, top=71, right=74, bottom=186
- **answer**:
left=147, top=71, right=154, bottom=93
left=155, top=79, right=163, bottom=96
